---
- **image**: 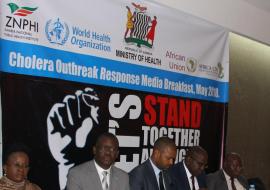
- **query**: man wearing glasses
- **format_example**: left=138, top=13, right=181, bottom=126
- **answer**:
left=169, top=146, right=208, bottom=190
left=66, top=132, right=129, bottom=190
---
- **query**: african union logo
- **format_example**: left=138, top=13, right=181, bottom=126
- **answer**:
left=186, top=57, right=198, bottom=73
left=7, top=3, right=38, bottom=16
left=124, top=3, right=157, bottom=48
left=217, top=62, right=224, bottom=78
left=45, top=18, right=69, bottom=45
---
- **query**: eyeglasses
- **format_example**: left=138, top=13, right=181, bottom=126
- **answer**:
left=191, top=156, right=208, bottom=169
left=97, top=145, right=118, bottom=153
left=231, top=163, right=243, bottom=171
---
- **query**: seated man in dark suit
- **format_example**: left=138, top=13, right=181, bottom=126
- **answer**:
left=129, top=137, right=177, bottom=190
left=207, top=152, right=248, bottom=190
left=169, top=146, right=208, bottom=190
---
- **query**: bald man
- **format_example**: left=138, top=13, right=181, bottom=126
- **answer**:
left=169, top=146, right=208, bottom=190
left=207, top=152, right=248, bottom=190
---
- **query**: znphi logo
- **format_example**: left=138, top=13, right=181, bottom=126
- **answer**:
left=45, top=18, right=69, bottom=45
left=7, top=3, right=38, bottom=16
left=124, top=3, right=157, bottom=48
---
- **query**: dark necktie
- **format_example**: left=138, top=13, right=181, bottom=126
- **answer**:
left=231, top=177, right=237, bottom=190
left=159, top=171, right=165, bottom=190
left=191, top=176, right=195, bottom=190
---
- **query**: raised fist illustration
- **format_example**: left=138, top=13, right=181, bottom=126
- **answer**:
left=47, top=87, right=99, bottom=189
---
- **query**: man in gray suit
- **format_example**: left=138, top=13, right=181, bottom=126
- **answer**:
left=207, top=152, right=248, bottom=190
left=67, top=132, right=129, bottom=190
left=129, top=137, right=177, bottom=190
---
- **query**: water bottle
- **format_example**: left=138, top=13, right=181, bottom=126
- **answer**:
left=249, top=184, right=256, bottom=190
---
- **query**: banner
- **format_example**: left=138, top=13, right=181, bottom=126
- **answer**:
left=0, top=0, right=229, bottom=189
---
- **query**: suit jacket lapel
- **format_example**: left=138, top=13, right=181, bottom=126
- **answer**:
left=109, top=166, right=119, bottom=190
left=237, top=176, right=248, bottom=189
left=145, top=159, right=160, bottom=189
left=88, top=160, right=104, bottom=190
left=219, top=170, right=229, bottom=190
left=180, top=162, right=191, bottom=190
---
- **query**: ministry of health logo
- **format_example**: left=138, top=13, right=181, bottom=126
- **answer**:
left=124, top=3, right=157, bottom=48
left=45, top=18, right=69, bottom=45
left=7, top=3, right=38, bottom=16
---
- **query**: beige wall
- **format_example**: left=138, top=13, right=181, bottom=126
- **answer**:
left=154, top=0, right=270, bottom=45
left=227, top=33, right=270, bottom=189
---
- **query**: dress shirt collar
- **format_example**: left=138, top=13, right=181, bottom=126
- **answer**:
left=94, top=160, right=111, bottom=185
left=223, top=169, right=231, bottom=181
left=183, top=160, right=199, bottom=190
left=149, top=158, right=161, bottom=176
left=222, top=169, right=245, bottom=190
left=183, top=160, right=192, bottom=179
left=94, top=160, right=111, bottom=174
left=150, top=158, right=166, bottom=189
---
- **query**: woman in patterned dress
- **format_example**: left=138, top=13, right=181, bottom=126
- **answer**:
left=0, top=144, right=41, bottom=190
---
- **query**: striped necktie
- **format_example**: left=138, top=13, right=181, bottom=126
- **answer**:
left=191, top=176, right=195, bottom=190
left=231, top=177, right=237, bottom=190
left=102, top=171, right=109, bottom=190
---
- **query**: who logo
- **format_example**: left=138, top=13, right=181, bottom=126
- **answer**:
left=45, top=18, right=69, bottom=45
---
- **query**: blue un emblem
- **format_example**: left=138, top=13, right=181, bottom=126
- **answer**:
left=45, top=18, right=69, bottom=45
